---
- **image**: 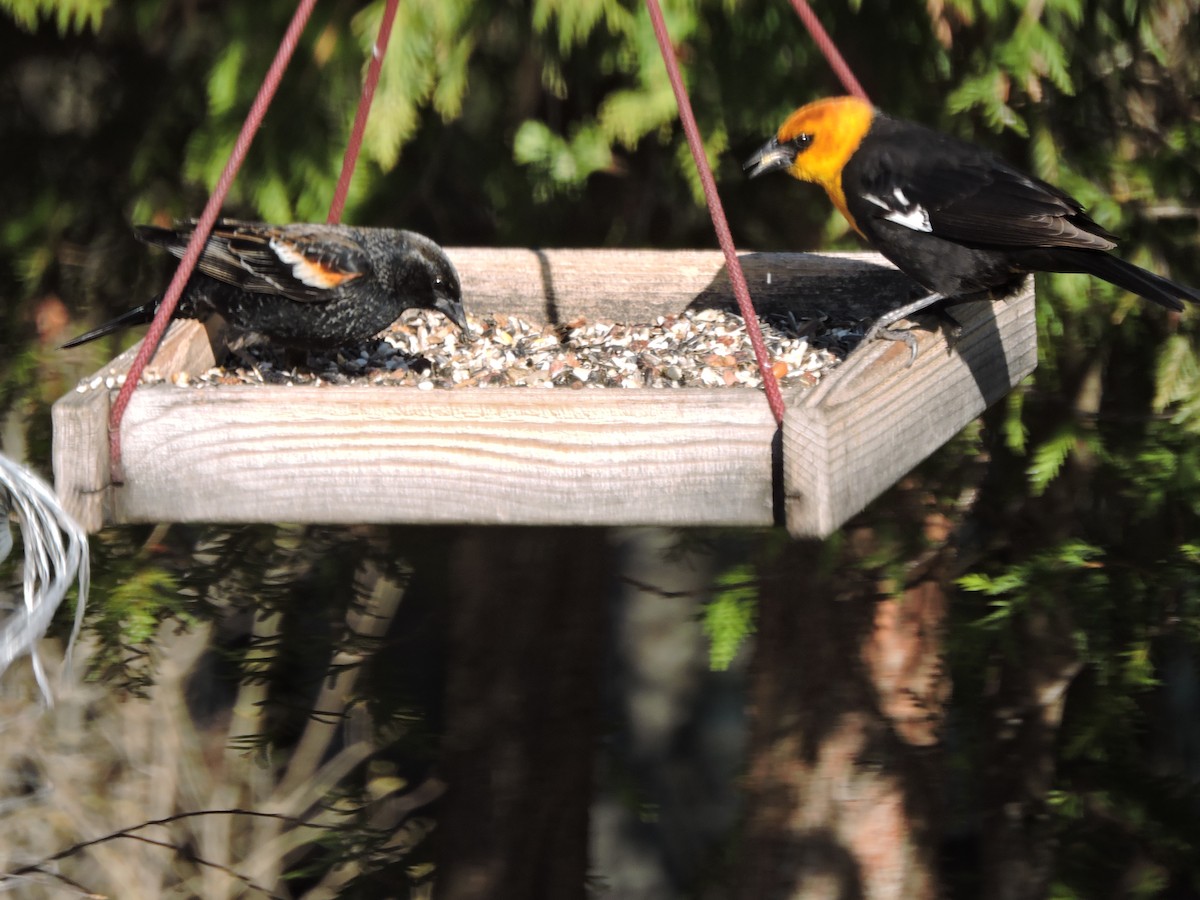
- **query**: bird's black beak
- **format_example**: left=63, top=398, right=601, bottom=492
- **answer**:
left=434, top=294, right=470, bottom=333
left=743, top=136, right=795, bottom=179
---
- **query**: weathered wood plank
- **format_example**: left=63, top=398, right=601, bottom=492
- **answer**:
left=50, top=382, right=110, bottom=533
left=52, top=319, right=215, bottom=531
left=446, top=248, right=912, bottom=322
left=107, top=388, right=778, bottom=526
left=782, top=284, right=1038, bottom=537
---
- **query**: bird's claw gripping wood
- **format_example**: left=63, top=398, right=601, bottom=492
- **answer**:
left=862, top=291, right=946, bottom=366
left=863, top=319, right=919, bottom=365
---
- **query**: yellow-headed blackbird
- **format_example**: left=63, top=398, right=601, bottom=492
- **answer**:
left=745, top=96, right=1200, bottom=351
left=62, top=220, right=466, bottom=351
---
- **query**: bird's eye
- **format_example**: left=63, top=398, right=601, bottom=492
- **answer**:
left=789, top=133, right=814, bottom=151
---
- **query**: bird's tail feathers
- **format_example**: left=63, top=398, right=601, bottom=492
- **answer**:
left=1066, top=251, right=1200, bottom=313
left=59, top=300, right=158, bottom=349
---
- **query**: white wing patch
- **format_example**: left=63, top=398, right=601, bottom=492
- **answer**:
left=269, top=238, right=359, bottom=289
left=863, top=188, right=933, bottom=233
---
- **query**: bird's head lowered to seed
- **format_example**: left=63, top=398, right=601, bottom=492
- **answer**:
left=397, top=230, right=468, bottom=334
left=61, top=220, right=471, bottom=352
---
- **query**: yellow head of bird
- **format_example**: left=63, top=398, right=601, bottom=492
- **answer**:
left=744, top=96, right=875, bottom=191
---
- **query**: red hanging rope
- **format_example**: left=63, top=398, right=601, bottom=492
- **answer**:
left=108, top=0, right=320, bottom=481
left=787, top=0, right=869, bottom=101
left=327, top=0, right=401, bottom=224
left=643, top=0, right=787, bottom=425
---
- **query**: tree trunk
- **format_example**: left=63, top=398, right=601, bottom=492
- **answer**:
left=435, top=526, right=612, bottom=900
left=979, top=606, right=1080, bottom=900
left=736, top=536, right=948, bottom=900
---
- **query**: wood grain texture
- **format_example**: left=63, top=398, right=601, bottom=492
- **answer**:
left=50, top=251, right=1036, bottom=534
left=447, top=248, right=913, bottom=322
left=51, top=384, right=110, bottom=532
left=52, top=319, right=214, bottom=531
left=782, top=284, right=1038, bottom=538
left=106, top=387, right=778, bottom=526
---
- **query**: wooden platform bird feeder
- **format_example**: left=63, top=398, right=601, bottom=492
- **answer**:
left=51, top=250, right=1036, bottom=538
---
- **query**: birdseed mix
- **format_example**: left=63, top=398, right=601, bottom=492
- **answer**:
left=77, top=308, right=858, bottom=393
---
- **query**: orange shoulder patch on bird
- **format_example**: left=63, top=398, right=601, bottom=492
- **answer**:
left=776, top=96, right=875, bottom=233
left=270, top=239, right=363, bottom=290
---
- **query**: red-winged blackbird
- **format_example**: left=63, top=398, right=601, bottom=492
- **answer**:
left=62, top=219, right=467, bottom=351
left=744, top=96, right=1200, bottom=352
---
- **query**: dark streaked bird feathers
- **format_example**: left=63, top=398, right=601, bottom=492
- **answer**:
left=62, top=219, right=467, bottom=351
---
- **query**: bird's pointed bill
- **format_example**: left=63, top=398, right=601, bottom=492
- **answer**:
left=435, top=295, right=471, bottom=333
left=743, top=136, right=795, bottom=179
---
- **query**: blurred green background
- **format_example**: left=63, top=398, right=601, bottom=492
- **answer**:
left=2, top=0, right=1200, bottom=897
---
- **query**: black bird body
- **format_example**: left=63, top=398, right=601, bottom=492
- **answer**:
left=63, top=220, right=467, bottom=351
left=745, top=96, right=1200, bottom=314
